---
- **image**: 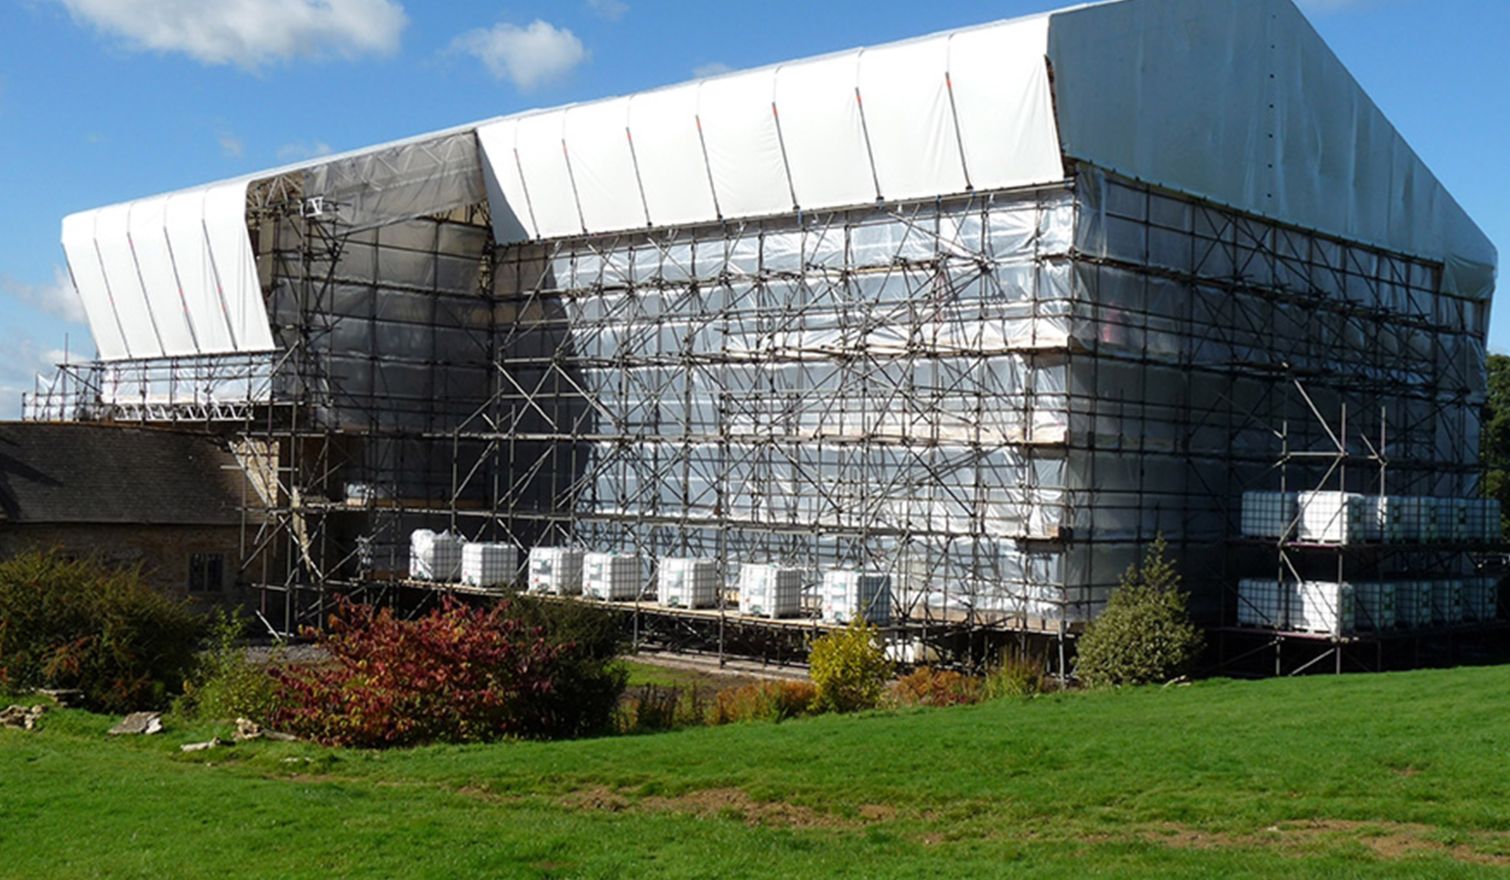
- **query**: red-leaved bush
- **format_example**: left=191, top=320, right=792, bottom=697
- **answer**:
left=885, top=666, right=982, bottom=708
left=270, top=597, right=584, bottom=748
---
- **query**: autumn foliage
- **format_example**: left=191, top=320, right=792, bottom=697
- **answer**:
left=270, top=597, right=621, bottom=748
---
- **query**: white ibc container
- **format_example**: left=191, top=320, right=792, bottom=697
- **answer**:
left=1462, top=576, right=1499, bottom=621
left=1396, top=581, right=1434, bottom=628
left=1353, top=581, right=1395, bottom=631
left=1240, top=492, right=1296, bottom=539
left=821, top=570, right=892, bottom=625
left=1378, top=496, right=1423, bottom=544
left=658, top=558, right=721, bottom=609
left=1431, top=580, right=1464, bottom=626
left=1297, top=491, right=1376, bottom=544
left=1423, top=498, right=1455, bottom=543
left=1448, top=499, right=1474, bottom=543
left=883, top=637, right=939, bottom=665
left=1470, top=499, right=1503, bottom=543
left=528, top=546, right=584, bottom=596
left=738, top=563, right=803, bottom=618
left=583, top=552, right=642, bottom=601
left=1292, top=580, right=1354, bottom=635
left=461, top=543, right=516, bottom=588
left=1236, top=578, right=1286, bottom=628
left=409, top=529, right=464, bottom=582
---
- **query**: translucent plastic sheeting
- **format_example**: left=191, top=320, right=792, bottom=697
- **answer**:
left=1047, top=0, right=1496, bottom=302
left=301, top=130, right=485, bottom=232
left=62, top=178, right=273, bottom=361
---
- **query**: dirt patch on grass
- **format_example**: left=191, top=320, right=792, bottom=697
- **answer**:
left=644, top=787, right=846, bottom=829
left=561, top=784, right=900, bottom=830
left=560, top=785, right=633, bottom=813
left=1138, top=819, right=1510, bottom=867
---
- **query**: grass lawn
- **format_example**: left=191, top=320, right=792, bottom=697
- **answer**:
left=2, top=664, right=1508, bottom=878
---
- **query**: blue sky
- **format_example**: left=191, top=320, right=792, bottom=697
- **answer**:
left=0, top=0, right=1505, bottom=416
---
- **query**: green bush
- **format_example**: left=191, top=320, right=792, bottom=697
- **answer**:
left=808, top=620, right=891, bottom=713
left=0, top=550, right=203, bottom=712
left=509, top=595, right=629, bottom=738
left=174, top=610, right=282, bottom=723
left=982, top=654, right=1047, bottom=700
left=1074, top=536, right=1203, bottom=688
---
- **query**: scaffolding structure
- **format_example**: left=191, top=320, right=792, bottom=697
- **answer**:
left=22, top=147, right=1495, bottom=671
left=1217, top=388, right=1506, bottom=676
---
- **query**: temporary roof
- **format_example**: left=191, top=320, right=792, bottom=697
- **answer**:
left=60, top=0, right=1497, bottom=363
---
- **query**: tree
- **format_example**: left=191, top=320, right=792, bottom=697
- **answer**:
left=1074, top=536, right=1203, bottom=688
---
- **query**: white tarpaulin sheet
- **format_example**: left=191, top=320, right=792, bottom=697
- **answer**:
left=62, top=179, right=274, bottom=361
left=475, top=13, right=1062, bottom=241
left=62, top=0, right=1496, bottom=361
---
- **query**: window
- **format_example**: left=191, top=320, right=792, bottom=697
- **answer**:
left=188, top=553, right=225, bottom=593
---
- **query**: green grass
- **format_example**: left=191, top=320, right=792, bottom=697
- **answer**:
left=621, top=657, right=755, bottom=693
left=3, top=666, right=1509, bottom=878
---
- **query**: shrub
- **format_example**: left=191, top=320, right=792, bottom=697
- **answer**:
left=0, top=550, right=203, bottom=712
left=808, top=620, right=891, bottom=713
left=508, top=596, right=628, bottom=738
left=617, top=684, right=710, bottom=733
left=269, top=596, right=622, bottom=748
left=886, top=667, right=981, bottom=708
left=707, top=680, right=817, bottom=725
left=174, top=609, right=282, bottom=723
left=1074, top=535, right=1204, bottom=688
left=982, top=654, right=1047, bottom=700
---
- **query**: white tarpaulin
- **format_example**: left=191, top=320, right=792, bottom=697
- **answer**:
left=61, top=0, right=1496, bottom=361
left=473, top=13, right=1061, bottom=242
left=62, top=178, right=273, bottom=361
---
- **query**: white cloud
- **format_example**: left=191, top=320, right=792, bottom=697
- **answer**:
left=218, top=132, right=245, bottom=159
left=587, top=0, right=628, bottom=21
left=277, top=140, right=334, bottom=162
left=693, top=62, right=732, bottom=78
left=454, top=20, right=587, bottom=91
left=1, top=267, right=88, bottom=325
left=55, top=0, right=407, bottom=69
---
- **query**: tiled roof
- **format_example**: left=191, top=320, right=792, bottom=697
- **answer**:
left=0, top=423, right=244, bottom=525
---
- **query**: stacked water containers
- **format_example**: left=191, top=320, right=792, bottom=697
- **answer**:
left=1291, top=581, right=1356, bottom=635
left=658, top=558, right=720, bottom=609
left=1352, top=582, right=1395, bottom=631
left=528, top=546, right=585, bottom=596
left=1243, top=491, right=1501, bottom=545
left=461, top=543, right=516, bottom=588
left=739, top=564, right=804, bottom=618
left=409, top=530, right=465, bottom=581
left=1431, top=580, right=1464, bottom=626
left=821, top=570, right=892, bottom=625
left=1296, top=491, right=1379, bottom=543
left=1235, top=578, right=1286, bottom=628
left=1240, top=492, right=1296, bottom=539
left=1237, top=490, right=1504, bottom=632
left=583, top=552, right=642, bottom=601
left=1378, top=496, right=1424, bottom=543
left=1396, top=581, right=1435, bottom=628
left=1463, top=577, right=1500, bottom=622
